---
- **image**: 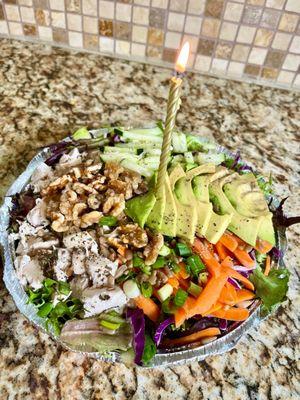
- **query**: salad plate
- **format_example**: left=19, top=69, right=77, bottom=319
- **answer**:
left=0, top=125, right=290, bottom=367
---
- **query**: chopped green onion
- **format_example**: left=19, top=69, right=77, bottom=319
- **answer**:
left=188, top=282, right=202, bottom=298
left=162, top=299, right=175, bottom=314
left=169, top=262, right=180, bottom=273
left=152, top=256, right=165, bottom=269
left=174, top=288, right=188, bottom=307
left=158, top=244, right=171, bottom=256
left=133, top=254, right=144, bottom=267
left=186, top=255, right=206, bottom=277
left=176, top=243, right=192, bottom=257
left=140, top=282, right=153, bottom=298
left=199, top=272, right=208, bottom=284
left=100, top=319, right=121, bottom=330
left=99, top=216, right=118, bottom=227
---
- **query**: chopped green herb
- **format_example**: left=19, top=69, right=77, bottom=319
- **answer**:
left=26, top=279, right=83, bottom=335
left=186, top=255, right=206, bottom=277
left=142, top=335, right=156, bottom=365
left=151, top=256, right=165, bottom=269
left=133, top=254, right=144, bottom=267
left=99, top=216, right=118, bottom=227
left=100, top=320, right=122, bottom=330
left=188, top=282, right=202, bottom=297
left=140, top=282, right=153, bottom=298
left=174, top=288, right=188, bottom=307
left=169, top=262, right=180, bottom=274
left=176, top=243, right=192, bottom=257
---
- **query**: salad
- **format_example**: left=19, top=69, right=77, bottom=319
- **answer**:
left=8, top=124, right=290, bottom=366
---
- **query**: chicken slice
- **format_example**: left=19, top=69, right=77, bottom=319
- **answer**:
left=72, top=248, right=86, bottom=275
left=63, top=232, right=98, bottom=255
left=30, top=162, right=54, bottom=192
left=14, top=255, right=44, bottom=289
left=26, top=198, right=49, bottom=227
left=54, top=248, right=71, bottom=282
left=86, top=255, right=118, bottom=288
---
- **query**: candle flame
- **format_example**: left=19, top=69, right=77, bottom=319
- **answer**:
left=175, top=42, right=190, bottom=73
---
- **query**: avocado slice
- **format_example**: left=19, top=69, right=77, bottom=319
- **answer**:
left=146, top=183, right=166, bottom=230
left=223, top=173, right=275, bottom=245
left=160, top=174, right=178, bottom=237
left=186, top=163, right=216, bottom=180
left=174, top=177, right=198, bottom=243
left=170, top=165, right=197, bottom=243
left=125, top=191, right=156, bottom=228
left=209, top=172, right=263, bottom=246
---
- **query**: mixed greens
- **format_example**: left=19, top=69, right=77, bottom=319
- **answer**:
left=9, top=123, right=292, bottom=366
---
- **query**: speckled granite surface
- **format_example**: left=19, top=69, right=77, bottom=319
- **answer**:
left=0, top=39, right=299, bottom=400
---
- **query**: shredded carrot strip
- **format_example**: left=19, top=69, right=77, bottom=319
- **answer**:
left=255, top=239, right=273, bottom=254
left=219, top=232, right=238, bottom=252
left=168, top=276, right=180, bottom=289
left=178, top=262, right=190, bottom=279
left=134, top=296, right=160, bottom=322
left=233, top=248, right=255, bottom=269
left=264, top=255, right=271, bottom=276
left=193, top=238, right=221, bottom=277
left=222, top=267, right=255, bottom=291
left=162, top=327, right=221, bottom=347
left=211, top=307, right=249, bottom=321
left=215, top=242, right=231, bottom=261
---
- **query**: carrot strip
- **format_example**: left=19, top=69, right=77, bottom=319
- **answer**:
left=255, top=239, right=273, bottom=254
left=193, top=238, right=221, bottom=277
left=219, top=232, right=238, bottom=252
left=182, top=296, right=197, bottom=314
left=202, top=302, right=223, bottom=316
left=178, top=262, right=190, bottom=279
left=223, top=267, right=255, bottom=291
left=221, top=256, right=234, bottom=268
left=188, top=272, right=229, bottom=319
left=215, top=242, right=231, bottom=261
left=219, top=283, right=238, bottom=306
left=134, top=296, right=160, bottom=322
left=174, top=307, right=187, bottom=328
left=162, top=327, right=221, bottom=347
left=211, top=307, right=249, bottom=321
left=233, top=248, right=255, bottom=269
left=168, top=276, right=180, bottom=289
left=264, top=255, right=271, bottom=276
left=235, top=288, right=255, bottom=303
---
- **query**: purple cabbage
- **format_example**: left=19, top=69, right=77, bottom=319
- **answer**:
left=219, top=319, right=228, bottom=331
left=126, top=308, right=145, bottom=365
left=273, top=197, right=300, bottom=228
left=270, top=247, right=283, bottom=261
left=227, top=277, right=241, bottom=289
left=154, top=317, right=174, bottom=346
left=45, top=141, right=69, bottom=166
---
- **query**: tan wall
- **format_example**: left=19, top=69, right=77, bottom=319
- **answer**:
left=0, top=0, right=300, bottom=89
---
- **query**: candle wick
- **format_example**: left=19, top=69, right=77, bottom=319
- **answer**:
left=173, top=70, right=186, bottom=79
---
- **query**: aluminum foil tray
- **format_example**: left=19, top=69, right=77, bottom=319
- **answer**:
left=0, top=129, right=287, bottom=367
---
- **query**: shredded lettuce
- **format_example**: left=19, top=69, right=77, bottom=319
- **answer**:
left=141, top=334, right=157, bottom=365
left=250, top=266, right=290, bottom=314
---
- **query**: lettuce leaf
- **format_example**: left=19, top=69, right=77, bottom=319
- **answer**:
left=250, top=266, right=290, bottom=314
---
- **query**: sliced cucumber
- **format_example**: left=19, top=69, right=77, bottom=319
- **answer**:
left=101, top=153, right=139, bottom=163
left=196, top=152, right=225, bottom=165
left=121, top=159, right=154, bottom=177
left=127, top=127, right=163, bottom=136
left=172, top=131, right=188, bottom=153
left=123, top=131, right=163, bottom=143
left=104, top=146, right=137, bottom=154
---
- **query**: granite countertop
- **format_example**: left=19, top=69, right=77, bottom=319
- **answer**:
left=0, top=39, right=299, bottom=400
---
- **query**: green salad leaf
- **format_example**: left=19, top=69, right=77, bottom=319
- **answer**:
left=141, top=334, right=157, bottom=365
left=27, top=280, right=83, bottom=335
left=250, top=266, right=290, bottom=314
